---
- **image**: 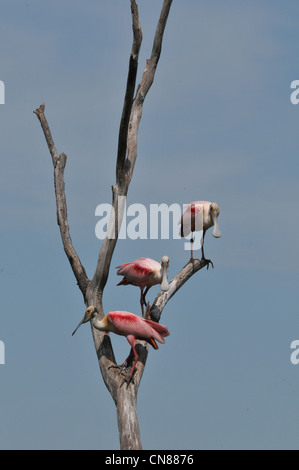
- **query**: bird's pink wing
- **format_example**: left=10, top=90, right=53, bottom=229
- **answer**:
left=116, top=258, right=159, bottom=285
left=179, top=203, right=204, bottom=236
left=144, top=318, right=170, bottom=339
left=108, top=311, right=169, bottom=344
left=179, top=205, right=192, bottom=237
left=116, top=261, right=134, bottom=275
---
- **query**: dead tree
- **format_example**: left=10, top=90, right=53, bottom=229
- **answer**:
left=34, top=0, right=210, bottom=450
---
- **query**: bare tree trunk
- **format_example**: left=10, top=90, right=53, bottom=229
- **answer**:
left=116, top=385, right=143, bottom=450
left=34, top=0, right=212, bottom=450
left=86, top=0, right=174, bottom=450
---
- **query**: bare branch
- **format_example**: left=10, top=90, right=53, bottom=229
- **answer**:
left=91, top=2, right=172, bottom=293
left=151, top=0, right=172, bottom=62
left=91, top=2, right=144, bottom=294
left=116, top=0, right=142, bottom=184
left=87, top=3, right=174, bottom=449
left=131, top=0, right=143, bottom=58
left=125, top=0, right=173, bottom=182
left=150, top=259, right=210, bottom=322
left=35, top=0, right=174, bottom=451
left=89, top=184, right=125, bottom=295
left=33, top=103, right=59, bottom=165
left=34, top=104, right=89, bottom=298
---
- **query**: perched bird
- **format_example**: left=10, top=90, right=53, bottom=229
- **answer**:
left=116, top=256, right=170, bottom=316
left=179, top=201, right=221, bottom=265
left=72, top=307, right=170, bottom=384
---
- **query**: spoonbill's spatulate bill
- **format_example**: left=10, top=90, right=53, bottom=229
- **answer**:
left=72, top=307, right=170, bottom=384
left=179, top=201, right=221, bottom=266
left=116, top=256, right=170, bottom=316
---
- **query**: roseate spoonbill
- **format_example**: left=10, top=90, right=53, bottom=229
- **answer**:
left=72, top=306, right=170, bottom=384
left=116, top=256, right=170, bottom=316
left=179, top=201, right=221, bottom=266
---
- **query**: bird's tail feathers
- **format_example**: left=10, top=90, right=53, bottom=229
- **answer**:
left=145, top=319, right=170, bottom=339
left=117, top=278, right=129, bottom=286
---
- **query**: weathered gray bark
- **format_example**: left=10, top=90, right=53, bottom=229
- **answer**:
left=150, top=259, right=211, bottom=322
left=34, top=0, right=210, bottom=450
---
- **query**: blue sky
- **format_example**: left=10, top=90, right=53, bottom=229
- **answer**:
left=1, top=0, right=299, bottom=449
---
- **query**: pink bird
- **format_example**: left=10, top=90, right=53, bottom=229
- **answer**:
left=179, top=201, right=221, bottom=266
left=116, top=256, right=170, bottom=316
left=72, top=307, right=170, bottom=384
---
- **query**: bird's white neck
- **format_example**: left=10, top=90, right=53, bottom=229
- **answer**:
left=160, top=262, right=170, bottom=291
left=92, top=315, right=109, bottom=332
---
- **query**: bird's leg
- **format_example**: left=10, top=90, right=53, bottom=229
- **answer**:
left=185, top=234, right=195, bottom=266
left=120, top=360, right=138, bottom=388
left=142, top=286, right=151, bottom=318
left=190, top=235, right=194, bottom=261
left=201, top=230, right=214, bottom=269
left=143, top=286, right=150, bottom=305
left=120, top=338, right=139, bottom=388
left=140, top=288, right=145, bottom=317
